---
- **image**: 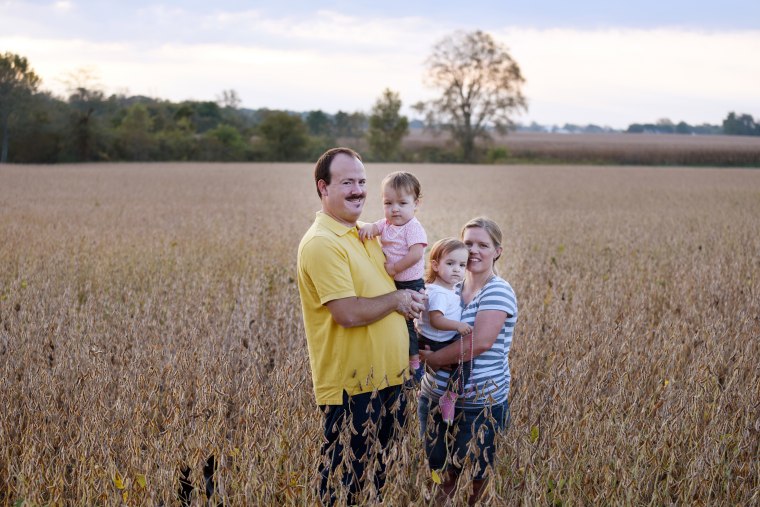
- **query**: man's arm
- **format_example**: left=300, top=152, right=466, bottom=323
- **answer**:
left=325, top=289, right=425, bottom=328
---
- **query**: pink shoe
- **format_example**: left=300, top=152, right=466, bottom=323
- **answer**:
left=439, top=390, right=457, bottom=424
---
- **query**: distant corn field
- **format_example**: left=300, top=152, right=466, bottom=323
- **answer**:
left=1, top=162, right=758, bottom=505
left=396, top=131, right=760, bottom=166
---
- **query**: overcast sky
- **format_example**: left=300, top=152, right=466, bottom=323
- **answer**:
left=2, top=0, right=759, bottom=128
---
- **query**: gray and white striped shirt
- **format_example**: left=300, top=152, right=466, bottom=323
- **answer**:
left=419, top=276, right=517, bottom=408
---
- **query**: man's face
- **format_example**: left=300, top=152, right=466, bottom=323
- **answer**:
left=318, top=153, right=367, bottom=227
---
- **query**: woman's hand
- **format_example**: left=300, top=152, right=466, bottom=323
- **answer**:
left=418, top=346, right=438, bottom=371
left=419, top=346, right=451, bottom=372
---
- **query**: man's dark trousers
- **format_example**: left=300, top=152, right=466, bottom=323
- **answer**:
left=318, top=384, right=407, bottom=505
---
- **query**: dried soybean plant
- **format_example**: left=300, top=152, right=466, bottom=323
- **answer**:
left=0, top=162, right=758, bottom=505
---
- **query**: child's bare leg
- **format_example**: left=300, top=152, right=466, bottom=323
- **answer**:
left=409, top=354, right=423, bottom=382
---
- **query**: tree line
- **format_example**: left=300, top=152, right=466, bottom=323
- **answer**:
left=2, top=29, right=759, bottom=166
left=1, top=56, right=414, bottom=164
left=0, top=70, right=378, bottom=164
left=0, top=31, right=529, bottom=164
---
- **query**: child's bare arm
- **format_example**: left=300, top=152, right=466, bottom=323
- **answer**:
left=385, top=243, right=424, bottom=277
left=429, top=311, right=472, bottom=335
left=358, top=223, right=379, bottom=241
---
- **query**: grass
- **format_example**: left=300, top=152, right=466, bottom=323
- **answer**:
left=1, top=162, right=758, bottom=505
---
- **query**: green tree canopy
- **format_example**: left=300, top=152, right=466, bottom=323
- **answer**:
left=333, top=111, right=367, bottom=138
left=723, top=112, right=760, bottom=136
left=306, top=110, right=333, bottom=137
left=416, top=30, right=527, bottom=162
left=367, top=88, right=408, bottom=161
left=202, top=124, right=246, bottom=161
left=257, top=111, right=308, bottom=161
left=0, top=52, right=41, bottom=162
left=116, top=103, right=155, bottom=160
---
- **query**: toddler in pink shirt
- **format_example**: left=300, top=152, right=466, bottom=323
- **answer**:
left=359, top=171, right=427, bottom=380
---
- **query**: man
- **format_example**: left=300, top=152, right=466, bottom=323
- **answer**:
left=297, top=147, right=425, bottom=504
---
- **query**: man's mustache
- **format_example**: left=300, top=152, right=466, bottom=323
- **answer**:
left=347, top=193, right=366, bottom=200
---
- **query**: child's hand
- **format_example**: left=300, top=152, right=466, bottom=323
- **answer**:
left=358, top=224, right=376, bottom=241
left=458, top=323, right=472, bottom=335
left=384, top=261, right=397, bottom=277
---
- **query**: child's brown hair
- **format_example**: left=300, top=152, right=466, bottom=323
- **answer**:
left=425, top=237, right=468, bottom=284
left=381, top=171, right=422, bottom=200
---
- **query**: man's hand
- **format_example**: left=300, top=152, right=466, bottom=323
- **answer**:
left=396, top=289, right=426, bottom=320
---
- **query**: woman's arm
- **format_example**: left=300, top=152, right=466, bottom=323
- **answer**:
left=420, top=309, right=508, bottom=370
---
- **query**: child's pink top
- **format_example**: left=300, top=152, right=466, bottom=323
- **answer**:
left=374, top=217, right=427, bottom=281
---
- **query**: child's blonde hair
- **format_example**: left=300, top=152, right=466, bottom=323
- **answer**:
left=381, top=171, right=422, bottom=200
left=425, top=237, right=468, bottom=284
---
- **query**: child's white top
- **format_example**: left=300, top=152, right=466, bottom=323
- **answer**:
left=374, top=216, right=427, bottom=281
left=417, top=283, right=462, bottom=342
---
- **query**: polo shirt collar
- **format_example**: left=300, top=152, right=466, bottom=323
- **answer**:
left=316, top=211, right=357, bottom=237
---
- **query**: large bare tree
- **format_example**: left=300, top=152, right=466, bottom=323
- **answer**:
left=417, top=30, right=527, bottom=162
left=62, top=67, right=105, bottom=161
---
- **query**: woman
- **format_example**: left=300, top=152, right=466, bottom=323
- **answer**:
left=418, top=217, right=518, bottom=505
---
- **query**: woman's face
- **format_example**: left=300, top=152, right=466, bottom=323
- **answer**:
left=463, top=226, right=502, bottom=275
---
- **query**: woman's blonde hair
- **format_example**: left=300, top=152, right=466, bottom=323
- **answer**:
left=461, top=217, right=503, bottom=269
left=425, top=237, right=468, bottom=284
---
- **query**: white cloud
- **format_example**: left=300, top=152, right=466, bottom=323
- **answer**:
left=0, top=9, right=442, bottom=110
left=499, top=27, right=760, bottom=126
left=53, top=0, right=72, bottom=11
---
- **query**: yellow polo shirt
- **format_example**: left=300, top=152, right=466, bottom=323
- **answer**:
left=297, top=212, right=408, bottom=405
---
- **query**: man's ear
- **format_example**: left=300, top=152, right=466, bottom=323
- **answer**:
left=317, top=179, right=328, bottom=198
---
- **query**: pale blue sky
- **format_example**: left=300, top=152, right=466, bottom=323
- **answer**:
left=2, top=1, right=759, bottom=128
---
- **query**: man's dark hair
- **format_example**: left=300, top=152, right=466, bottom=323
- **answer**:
left=314, top=147, right=362, bottom=198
